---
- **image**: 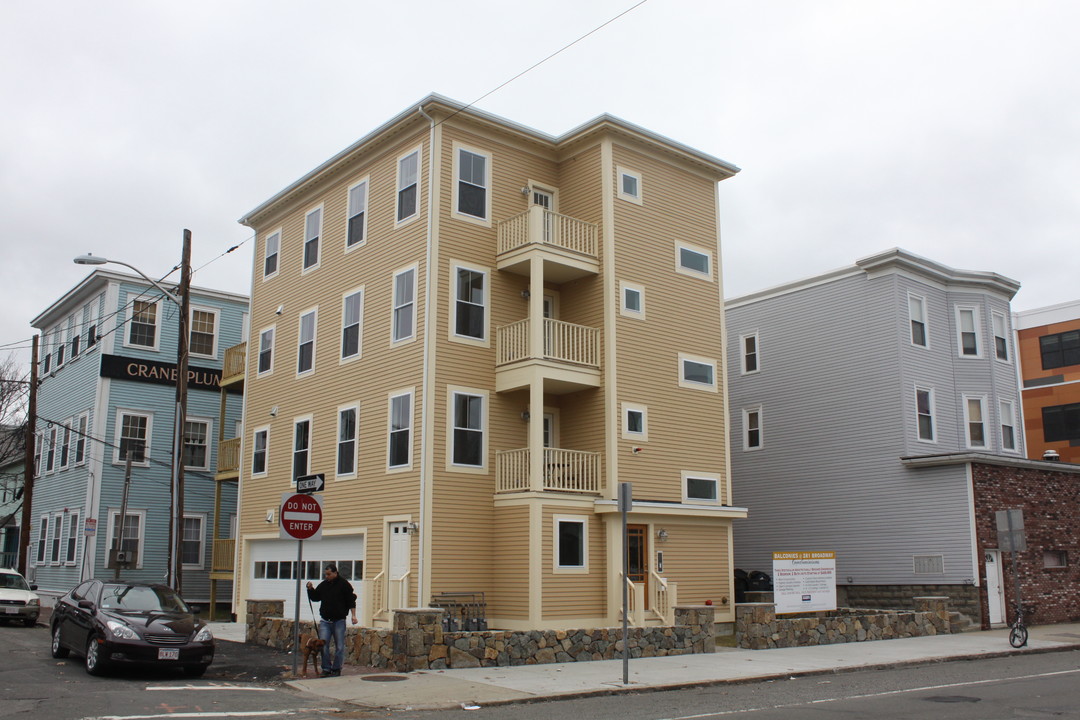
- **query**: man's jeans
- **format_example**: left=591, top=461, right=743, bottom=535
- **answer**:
left=318, top=618, right=346, bottom=671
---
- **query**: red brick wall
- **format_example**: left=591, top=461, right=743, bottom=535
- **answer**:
left=972, top=462, right=1080, bottom=627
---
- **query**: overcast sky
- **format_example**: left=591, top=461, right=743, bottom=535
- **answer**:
left=2, top=0, right=1077, bottom=368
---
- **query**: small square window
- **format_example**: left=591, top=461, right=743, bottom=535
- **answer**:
left=555, top=517, right=587, bottom=571
left=617, top=167, right=642, bottom=204
left=620, top=281, right=645, bottom=318
left=622, top=403, right=648, bottom=440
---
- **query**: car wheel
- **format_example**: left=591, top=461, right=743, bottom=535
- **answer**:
left=183, top=665, right=207, bottom=678
left=51, top=625, right=70, bottom=658
left=85, top=636, right=108, bottom=676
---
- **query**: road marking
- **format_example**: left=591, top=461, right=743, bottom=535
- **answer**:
left=145, top=685, right=275, bottom=692
left=654, top=668, right=1080, bottom=719
left=83, top=710, right=338, bottom=720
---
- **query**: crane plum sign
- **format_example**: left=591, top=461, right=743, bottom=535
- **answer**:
left=772, top=551, right=836, bottom=614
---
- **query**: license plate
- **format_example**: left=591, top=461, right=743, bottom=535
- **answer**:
left=158, top=648, right=180, bottom=660
left=3, top=607, right=17, bottom=614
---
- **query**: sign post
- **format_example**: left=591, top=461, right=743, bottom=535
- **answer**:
left=281, top=492, right=323, bottom=676
left=618, top=482, right=632, bottom=686
left=996, top=508, right=1026, bottom=638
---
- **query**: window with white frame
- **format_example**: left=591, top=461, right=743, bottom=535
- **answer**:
left=915, top=387, right=935, bottom=442
left=264, top=229, right=281, bottom=278
left=127, top=299, right=159, bottom=349
left=35, top=516, right=48, bottom=564
left=392, top=267, right=416, bottom=343
left=45, top=427, right=56, bottom=472
left=60, top=423, right=71, bottom=468
left=676, top=242, right=712, bottom=280
left=190, top=307, right=218, bottom=358
left=744, top=407, right=762, bottom=450
left=303, top=206, right=322, bottom=271
left=388, top=391, right=412, bottom=469
left=554, top=516, right=587, bottom=571
left=75, top=414, right=88, bottom=465
left=116, top=411, right=150, bottom=464
left=451, top=391, right=484, bottom=467
left=297, top=309, right=317, bottom=375
left=50, top=514, right=63, bottom=564
left=909, top=294, right=928, bottom=347
left=455, top=146, right=490, bottom=221
left=341, top=288, right=363, bottom=360
left=620, top=281, right=645, bottom=318
left=258, top=326, right=275, bottom=375
left=956, top=307, right=980, bottom=357
left=70, top=315, right=81, bottom=358
left=992, top=311, right=1009, bottom=361
left=293, top=418, right=311, bottom=482
left=617, top=167, right=642, bottom=204
left=679, top=354, right=717, bottom=391
left=182, top=418, right=211, bottom=470
left=251, top=427, right=268, bottom=476
left=347, top=179, right=368, bottom=248
left=337, top=406, right=358, bottom=477
left=33, top=433, right=40, bottom=478
left=65, top=509, right=80, bottom=564
left=621, top=403, right=648, bottom=441
left=86, top=298, right=99, bottom=349
left=453, top=266, right=486, bottom=341
left=1000, top=399, right=1017, bottom=451
left=55, top=325, right=65, bottom=367
left=964, top=396, right=987, bottom=448
left=742, top=333, right=759, bottom=374
left=684, top=474, right=720, bottom=503
left=397, top=149, right=420, bottom=222
left=181, top=515, right=204, bottom=568
left=108, top=511, right=143, bottom=567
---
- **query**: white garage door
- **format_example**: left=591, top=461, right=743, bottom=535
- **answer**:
left=249, top=535, right=364, bottom=621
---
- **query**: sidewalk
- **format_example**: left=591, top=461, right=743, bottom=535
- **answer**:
left=285, top=622, right=1080, bottom=711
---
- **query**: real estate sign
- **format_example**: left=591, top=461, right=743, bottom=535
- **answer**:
left=773, top=551, right=837, bottom=614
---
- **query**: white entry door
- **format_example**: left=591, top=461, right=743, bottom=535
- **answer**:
left=387, top=522, right=411, bottom=609
left=984, top=550, right=1005, bottom=625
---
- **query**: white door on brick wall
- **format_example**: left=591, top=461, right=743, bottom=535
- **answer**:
left=249, top=536, right=364, bottom=621
left=984, top=550, right=1005, bottom=625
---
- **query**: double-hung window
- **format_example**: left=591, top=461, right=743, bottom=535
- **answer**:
left=86, top=298, right=99, bottom=349
left=190, top=308, right=218, bottom=358
left=74, top=414, right=88, bottom=464
left=337, top=406, right=358, bottom=477
left=999, top=400, right=1017, bottom=451
left=264, top=230, right=281, bottom=278
left=60, top=423, right=71, bottom=468
left=110, top=512, right=142, bottom=566
left=347, top=179, right=368, bottom=248
left=258, top=327, right=275, bottom=375
left=453, top=266, right=486, bottom=341
left=297, top=309, right=317, bottom=375
left=46, top=427, right=57, bottom=472
left=36, top=517, right=48, bottom=564
left=1039, top=330, right=1080, bottom=370
left=182, top=418, right=210, bottom=470
left=251, top=428, right=269, bottom=476
left=51, top=514, right=63, bottom=564
left=742, top=333, right=760, bottom=373
left=451, top=391, right=484, bottom=467
left=70, top=314, right=81, bottom=358
left=915, top=387, right=935, bottom=442
left=117, top=411, right=150, bottom=464
left=964, top=396, right=987, bottom=448
left=397, top=149, right=420, bottom=222
left=128, top=299, right=159, bottom=349
left=992, top=311, right=1009, bottom=361
left=303, top=207, right=322, bottom=271
left=181, top=515, right=204, bottom=567
left=55, top=326, right=65, bottom=367
left=909, top=294, right=928, bottom=347
left=455, top=146, right=489, bottom=221
left=293, top=418, right=311, bottom=482
left=341, top=289, right=363, bottom=360
left=66, top=509, right=80, bottom=564
left=392, top=267, right=416, bottom=343
left=956, top=307, right=980, bottom=357
left=743, top=407, right=762, bottom=450
left=388, top=391, right=412, bottom=469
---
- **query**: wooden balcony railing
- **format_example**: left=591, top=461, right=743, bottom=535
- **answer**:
left=497, top=207, right=598, bottom=259
left=211, top=539, right=235, bottom=573
left=222, top=342, right=246, bottom=383
left=496, top=318, right=600, bottom=368
left=216, top=437, right=241, bottom=475
left=495, top=447, right=602, bottom=494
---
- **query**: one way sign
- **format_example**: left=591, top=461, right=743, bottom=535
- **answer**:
left=296, top=473, right=325, bottom=494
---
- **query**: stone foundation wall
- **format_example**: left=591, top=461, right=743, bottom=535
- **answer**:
left=736, top=597, right=955, bottom=649
left=246, top=602, right=716, bottom=672
left=837, top=584, right=981, bottom=623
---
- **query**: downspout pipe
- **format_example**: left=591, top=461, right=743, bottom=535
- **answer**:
left=416, top=103, right=436, bottom=608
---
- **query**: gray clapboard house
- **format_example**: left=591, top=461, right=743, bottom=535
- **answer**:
left=726, top=248, right=1022, bottom=622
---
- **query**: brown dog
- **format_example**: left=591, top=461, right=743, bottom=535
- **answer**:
left=300, top=624, right=326, bottom=677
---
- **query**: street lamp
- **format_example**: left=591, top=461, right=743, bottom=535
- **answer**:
left=72, top=232, right=192, bottom=592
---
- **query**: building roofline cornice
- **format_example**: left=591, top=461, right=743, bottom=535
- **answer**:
left=901, top=452, right=1080, bottom=474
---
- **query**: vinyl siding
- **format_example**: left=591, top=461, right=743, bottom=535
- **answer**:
left=542, top=505, right=606, bottom=620
left=491, top=504, right=529, bottom=620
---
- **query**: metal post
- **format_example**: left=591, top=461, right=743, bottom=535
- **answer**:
left=1006, top=510, right=1022, bottom=622
left=618, top=482, right=632, bottom=685
left=113, top=456, right=134, bottom=580
left=292, top=539, right=303, bottom=677
left=17, top=335, right=38, bottom=577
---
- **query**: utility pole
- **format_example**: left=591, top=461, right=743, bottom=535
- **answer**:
left=18, top=336, right=38, bottom=576
left=113, top=456, right=134, bottom=580
left=168, top=230, right=192, bottom=592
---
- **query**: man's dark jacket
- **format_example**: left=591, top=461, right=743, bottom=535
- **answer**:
left=306, top=575, right=356, bottom=621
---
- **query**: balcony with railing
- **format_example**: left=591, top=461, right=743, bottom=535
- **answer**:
left=495, top=447, right=602, bottom=495
left=497, top=206, right=599, bottom=282
left=215, top=436, right=241, bottom=480
left=210, top=538, right=235, bottom=579
left=495, top=318, right=601, bottom=393
left=220, top=342, right=246, bottom=388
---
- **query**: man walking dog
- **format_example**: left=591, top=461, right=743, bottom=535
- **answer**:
left=306, top=563, right=358, bottom=677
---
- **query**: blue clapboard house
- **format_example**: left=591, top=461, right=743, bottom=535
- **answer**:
left=30, top=269, right=248, bottom=610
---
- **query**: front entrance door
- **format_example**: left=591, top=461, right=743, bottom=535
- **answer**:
left=984, top=549, right=1005, bottom=625
left=388, top=522, right=410, bottom=608
left=532, top=189, right=553, bottom=209
left=627, top=524, right=648, bottom=607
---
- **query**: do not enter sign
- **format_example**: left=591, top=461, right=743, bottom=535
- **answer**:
left=280, top=492, right=323, bottom=541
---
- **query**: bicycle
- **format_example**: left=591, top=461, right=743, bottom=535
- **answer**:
left=1009, top=602, right=1030, bottom=648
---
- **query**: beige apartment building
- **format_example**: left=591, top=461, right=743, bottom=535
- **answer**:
left=233, top=95, right=745, bottom=630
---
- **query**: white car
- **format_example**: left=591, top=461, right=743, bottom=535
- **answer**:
left=0, top=567, right=40, bottom=627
